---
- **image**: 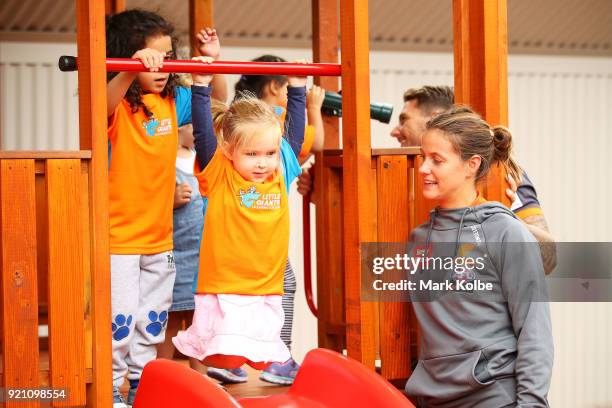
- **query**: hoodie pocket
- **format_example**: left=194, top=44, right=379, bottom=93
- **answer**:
left=479, top=336, right=517, bottom=380
left=406, top=349, right=494, bottom=401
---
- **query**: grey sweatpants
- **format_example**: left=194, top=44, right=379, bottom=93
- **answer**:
left=281, top=260, right=297, bottom=351
left=111, top=251, right=176, bottom=388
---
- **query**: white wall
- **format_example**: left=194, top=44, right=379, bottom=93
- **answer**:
left=2, top=41, right=611, bottom=407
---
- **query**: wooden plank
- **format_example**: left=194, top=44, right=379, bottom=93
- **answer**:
left=324, top=148, right=422, bottom=158
left=413, top=155, right=436, bottom=228
left=407, top=158, right=415, bottom=236
left=34, top=159, right=90, bottom=335
left=314, top=164, right=346, bottom=351
left=190, top=0, right=214, bottom=56
left=323, top=155, right=343, bottom=169
left=46, top=160, right=86, bottom=407
left=372, top=148, right=421, bottom=156
left=453, top=0, right=511, bottom=206
left=75, top=0, right=112, bottom=406
left=328, top=168, right=344, bottom=348
left=0, top=159, right=40, bottom=408
left=340, top=0, right=377, bottom=367
left=0, top=354, right=94, bottom=385
left=35, top=171, right=49, bottom=337
left=312, top=0, right=340, bottom=149
left=376, top=156, right=412, bottom=381
left=323, top=149, right=343, bottom=157
left=81, top=165, right=94, bottom=371
left=0, top=151, right=92, bottom=159
left=323, top=147, right=421, bottom=162
left=313, top=158, right=331, bottom=348
left=406, top=157, right=420, bottom=369
left=370, top=166, right=379, bottom=364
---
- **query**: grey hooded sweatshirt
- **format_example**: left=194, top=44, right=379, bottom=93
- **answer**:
left=404, top=202, right=553, bottom=408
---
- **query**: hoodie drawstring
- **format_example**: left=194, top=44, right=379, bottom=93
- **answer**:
left=424, top=208, right=438, bottom=257
left=454, top=208, right=470, bottom=257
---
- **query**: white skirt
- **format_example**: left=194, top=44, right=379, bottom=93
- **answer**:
left=173, top=294, right=290, bottom=365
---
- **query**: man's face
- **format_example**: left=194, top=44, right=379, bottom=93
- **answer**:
left=389, top=100, right=431, bottom=147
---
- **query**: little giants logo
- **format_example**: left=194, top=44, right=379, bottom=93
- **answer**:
left=238, top=186, right=281, bottom=210
left=142, top=117, right=173, bottom=137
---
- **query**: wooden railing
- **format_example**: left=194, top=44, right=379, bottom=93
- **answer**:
left=313, top=148, right=435, bottom=385
left=313, top=144, right=508, bottom=386
left=0, top=151, right=108, bottom=407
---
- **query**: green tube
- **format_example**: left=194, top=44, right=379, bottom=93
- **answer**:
left=321, top=91, right=394, bottom=124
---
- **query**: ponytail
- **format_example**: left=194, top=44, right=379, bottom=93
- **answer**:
left=492, top=126, right=522, bottom=184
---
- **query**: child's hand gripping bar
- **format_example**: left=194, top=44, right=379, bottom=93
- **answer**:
left=58, top=56, right=342, bottom=76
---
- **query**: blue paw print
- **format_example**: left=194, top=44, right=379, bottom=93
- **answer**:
left=145, top=310, right=168, bottom=336
left=112, top=314, right=133, bottom=341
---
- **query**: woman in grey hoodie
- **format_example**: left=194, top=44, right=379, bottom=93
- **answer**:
left=404, top=107, right=553, bottom=407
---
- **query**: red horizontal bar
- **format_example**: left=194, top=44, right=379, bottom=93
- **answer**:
left=107, top=59, right=342, bottom=76
left=60, top=56, right=341, bottom=76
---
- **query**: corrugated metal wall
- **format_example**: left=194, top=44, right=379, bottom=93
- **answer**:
left=0, top=42, right=79, bottom=150
left=508, top=55, right=612, bottom=242
left=1, top=42, right=611, bottom=407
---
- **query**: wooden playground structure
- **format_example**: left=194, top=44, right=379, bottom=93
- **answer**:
left=0, top=0, right=511, bottom=406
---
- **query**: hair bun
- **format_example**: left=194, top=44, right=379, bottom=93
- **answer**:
left=492, top=126, right=512, bottom=162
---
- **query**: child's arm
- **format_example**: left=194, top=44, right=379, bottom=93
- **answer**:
left=306, top=85, right=325, bottom=152
left=107, top=48, right=166, bottom=117
left=196, top=28, right=228, bottom=103
left=285, top=67, right=307, bottom=157
left=190, top=57, right=217, bottom=170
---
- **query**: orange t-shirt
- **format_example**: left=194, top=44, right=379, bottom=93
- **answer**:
left=108, top=94, right=178, bottom=254
left=194, top=149, right=290, bottom=295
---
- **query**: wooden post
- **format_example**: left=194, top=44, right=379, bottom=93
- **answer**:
left=312, top=0, right=345, bottom=351
left=104, top=0, right=125, bottom=15
left=76, top=0, right=112, bottom=406
left=453, top=0, right=511, bottom=205
left=340, top=0, right=377, bottom=368
left=312, top=0, right=340, bottom=149
left=190, top=0, right=214, bottom=56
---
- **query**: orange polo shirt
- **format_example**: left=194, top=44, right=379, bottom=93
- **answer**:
left=108, top=94, right=178, bottom=254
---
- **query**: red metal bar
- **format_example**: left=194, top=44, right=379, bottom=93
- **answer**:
left=303, top=193, right=318, bottom=318
left=59, top=56, right=341, bottom=76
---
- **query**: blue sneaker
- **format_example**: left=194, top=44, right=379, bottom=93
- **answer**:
left=113, top=387, right=128, bottom=408
left=260, top=357, right=300, bottom=385
left=207, top=367, right=248, bottom=384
